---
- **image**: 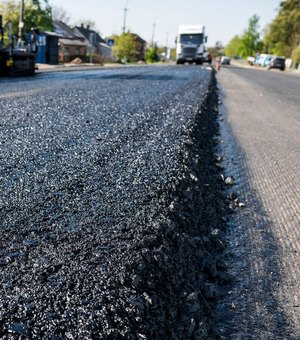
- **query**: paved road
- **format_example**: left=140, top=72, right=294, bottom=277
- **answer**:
left=0, top=65, right=223, bottom=338
left=216, top=65, right=300, bottom=338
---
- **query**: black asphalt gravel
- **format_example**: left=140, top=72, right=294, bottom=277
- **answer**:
left=0, top=66, right=226, bottom=339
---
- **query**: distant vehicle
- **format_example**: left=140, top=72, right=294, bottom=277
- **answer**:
left=247, top=56, right=255, bottom=65
left=268, top=56, right=286, bottom=71
left=254, top=54, right=273, bottom=67
left=221, top=56, right=230, bottom=65
left=175, top=25, right=207, bottom=65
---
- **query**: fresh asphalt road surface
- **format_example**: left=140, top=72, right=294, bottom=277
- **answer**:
left=216, top=65, right=300, bottom=338
left=0, top=65, right=221, bottom=338
left=1, top=63, right=299, bottom=338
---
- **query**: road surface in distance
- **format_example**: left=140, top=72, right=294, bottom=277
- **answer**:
left=216, top=65, right=300, bottom=338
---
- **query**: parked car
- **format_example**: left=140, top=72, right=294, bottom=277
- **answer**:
left=268, top=56, right=286, bottom=71
left=221, top=56, right=230, bottom=65
left=247, top=56, right=255, bottom=65
left=254, top=54, right=273, bottom=67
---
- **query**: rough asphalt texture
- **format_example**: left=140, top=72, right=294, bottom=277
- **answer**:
left=215, top=66, right=300, bottom=338
left=0, top=66, right=226, bottom=339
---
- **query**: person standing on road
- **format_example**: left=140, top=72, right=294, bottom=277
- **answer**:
left=215, top=56, right=221, bottom=71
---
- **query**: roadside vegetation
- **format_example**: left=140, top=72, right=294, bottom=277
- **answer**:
left=225, top=0, right=300, bottom=68
left=1, top=0, right=298, bottom=66
left=145, top=45, right=160, bottom=63
left=0, top=0, right=52, bottom=36
left=111, top=32, right=139, bottom=63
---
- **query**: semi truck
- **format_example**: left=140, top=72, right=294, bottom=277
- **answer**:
left=176, top=25, right=207, bottom=65
left=0, top=2, right=38, bottom=77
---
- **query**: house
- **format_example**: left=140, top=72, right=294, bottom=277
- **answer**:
left=73, top=24, right=114, bottom=62
left=53, top=21, right=87, bottom=63
left=131, top=34, right=147, bottom=61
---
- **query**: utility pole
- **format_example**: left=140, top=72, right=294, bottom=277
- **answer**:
left=165, top=31, right=169, bottom=59
left=18, top=0, right=25, bottom=45
left=165, top=31, right=169, bottom=49
left=122, top=0, right=129, bottom=33
left=151, top=22, right=156, bottom=46
left=151, top=13, right=164, bottom=46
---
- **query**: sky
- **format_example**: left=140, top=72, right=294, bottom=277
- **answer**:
left=49, top=0, right=282, bottom=47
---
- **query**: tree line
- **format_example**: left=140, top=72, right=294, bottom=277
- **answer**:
left=2, top=0, right=298, bottom=66
left=0, top=0, right=161, bottom=63
left=225, top=0, right=300, bottom=68
left=0, top=0, right=52, bottom=36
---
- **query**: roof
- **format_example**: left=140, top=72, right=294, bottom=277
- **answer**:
left=74, top=26, right=106, bottom=45
left=131, top=33, right=147, bottom=44
left=53, top=21, right=82, bottom=39
left=59, top=38, right=87, bottom=47
left=42, top=31, right=60, bottom=37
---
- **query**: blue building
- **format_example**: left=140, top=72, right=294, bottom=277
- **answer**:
left=36, top=32, right=59, bottom=64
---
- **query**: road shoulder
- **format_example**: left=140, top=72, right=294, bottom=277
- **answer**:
left=214, top=67, right=300, bottom=338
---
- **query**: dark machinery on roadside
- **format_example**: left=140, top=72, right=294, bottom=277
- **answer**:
left=0, top=1, right=38, bottom=76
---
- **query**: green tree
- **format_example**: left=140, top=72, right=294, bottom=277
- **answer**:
left=261, top=25, right=272, bottom=54
left=266, top=0, right=300, bottom=58
left=225, top=35, right=243, bottom=58
left=25, top=0, right=52, bottom=31
left=240, top=14, right=262, bottom=57
left=291, top=45, right=300, bottom=68
left=0, top=0, right=52, bottom=37
left=145, top=45, right=159, bottom=63
left=169, top=47, right=176, bottom=61
left=112, top=32, right=138, bottom=63
left=211, top=41, right=224, bottom=57
left=0, top=0, right=20, bottom=34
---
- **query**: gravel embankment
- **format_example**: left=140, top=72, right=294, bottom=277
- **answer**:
left=0, top=67, right=226, bottom=339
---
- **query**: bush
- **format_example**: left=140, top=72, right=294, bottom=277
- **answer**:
left=291, top=46, right=300, bottom=69
left=145, top=46, right=159, bottom=63
left=112, top=33, right=138, bottom=63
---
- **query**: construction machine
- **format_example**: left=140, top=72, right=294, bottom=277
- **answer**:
left=0, top=0, right=38, bottom=76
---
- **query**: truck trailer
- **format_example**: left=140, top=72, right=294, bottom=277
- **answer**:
left=176, top=25, right=207, bottom=65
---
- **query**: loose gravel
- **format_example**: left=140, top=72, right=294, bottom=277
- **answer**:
left=0, top=66, right=226, bottom=339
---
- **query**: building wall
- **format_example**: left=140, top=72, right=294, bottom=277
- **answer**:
left=99, top=43, right=115, bottom=62
left=59, top=45, right=87, bottom=63
left=36, top=34, right=59, bottom=64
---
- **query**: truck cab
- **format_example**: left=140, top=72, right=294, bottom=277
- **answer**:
left=176, top=25, right=206, bottom=65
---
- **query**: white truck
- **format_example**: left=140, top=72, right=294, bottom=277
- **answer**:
left=176, top=25, right=207, bottom=65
